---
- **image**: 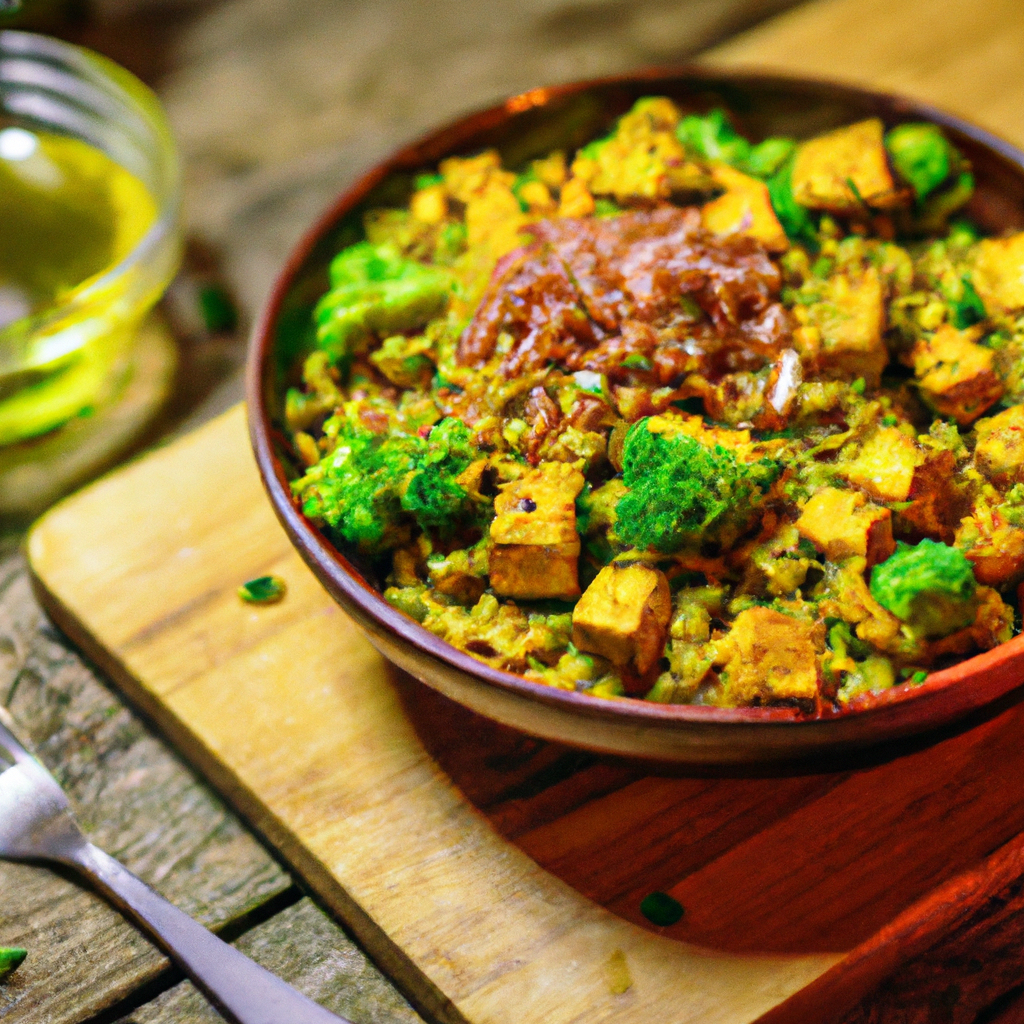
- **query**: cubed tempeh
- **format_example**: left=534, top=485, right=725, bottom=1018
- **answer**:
left=913, top=323, right=1002, bottom=425
left=572, top=563, right=671, bottom=675
left=714, top=607, right=823, bottom=707
left=796, top=487, right=894, bottom=566
left=701, top=163, right=788, bottom=253
left=489, top=462, right=585, bottom=599
left=973, top=232, right=1024, bottom=315
left=791, top=119, right=903, bottom=213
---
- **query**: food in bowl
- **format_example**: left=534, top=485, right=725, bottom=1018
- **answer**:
left=281, top=95, right=1024, bottom=714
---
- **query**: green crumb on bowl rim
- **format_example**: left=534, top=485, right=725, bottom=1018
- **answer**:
left=238, top=575, right=286, bottom=604
left=0, top=947, right=27, bottom=979
left=640, top=891, right=684, bottom=926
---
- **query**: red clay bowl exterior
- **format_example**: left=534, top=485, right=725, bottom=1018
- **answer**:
left=247, top=69, right=1024, bottom=763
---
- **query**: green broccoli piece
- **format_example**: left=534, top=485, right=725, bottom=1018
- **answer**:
left=294, top=417, right=482, bottom=553
left=675, top=107, right=794, bottom=180
left=400, top=417, right=479, bottom=532
left=1000, top=483, right=1024, bottom=527
left=0, top=947, right=26, bottom=980
left=745, top=137, right=796, bottom=178
left=614, top=420, right=782, bottom=554
left=676, top=108, right=751, bottom=165
left=869, top=539, right=978, bottom=638
left=314, top=241, right=451, bottom=365
left=885, top=123, right=959, bottom=200
left=766, top=157, right=817, bottom=243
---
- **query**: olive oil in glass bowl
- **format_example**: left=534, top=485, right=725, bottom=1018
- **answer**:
left=0, top=30, right=182, bottom=520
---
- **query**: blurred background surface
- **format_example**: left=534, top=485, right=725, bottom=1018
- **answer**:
left=4, top=0, right=805, bottom=427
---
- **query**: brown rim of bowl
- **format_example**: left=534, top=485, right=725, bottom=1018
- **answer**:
left=247, top=66, right=1024, bottom=735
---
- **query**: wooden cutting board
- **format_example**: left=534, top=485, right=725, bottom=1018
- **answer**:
left=26, top=1, right=1024, bottom=1019
left=27, top=404, right=1024, bottom=1024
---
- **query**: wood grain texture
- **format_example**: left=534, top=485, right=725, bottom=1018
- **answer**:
left=26, top=405, right=840, bottom=1024
left=0, top=539, right=292, bottom=1024
left=116, top=898, right=425, bottom=1024
left=706, top=0, right=1024, bottom=150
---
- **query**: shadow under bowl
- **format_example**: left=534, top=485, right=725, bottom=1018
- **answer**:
left=247, top=69, right=1024, bottom=764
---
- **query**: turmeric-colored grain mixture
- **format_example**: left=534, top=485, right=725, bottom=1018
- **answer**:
left=285, top=98, right=1024, bottom=712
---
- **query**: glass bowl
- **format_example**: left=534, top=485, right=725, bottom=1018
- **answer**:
left=0, top=29, right=182, bottom=521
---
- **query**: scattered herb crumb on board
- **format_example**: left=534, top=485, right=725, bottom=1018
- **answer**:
left=283, top=98, right=1024, bottom=714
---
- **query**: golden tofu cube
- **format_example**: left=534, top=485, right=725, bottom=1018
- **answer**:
left=797, top=487, right=895, bottom=566
left=791, top=118, right=902, bottom=213
left=440, top=150, right=507, bottom=202
left=702, top=163, right=789, bottom=253
left=465, top=176, right=526, bottom=259
left=572, top=563, right=672, bottom=675
left=489, top=463, right=585, bottom=599
left=913, top=324, right=1003, bottom=424
left=714, top=607, right=823, bottom=707
left=517, top=179, right=556, bottom=215
left=805, top=267, right=887, bottom=386
left=410, top=184, right=447, bottom=224
left=955, top=505, right=1024, bottom=586
left=975, top=405, right=1024, bottom=485
left=557, top=176, right=595, bottom=218
left=972, top=232, right=1024, bottom=315
left=839, top=427, right=959, bottom=538
left=839, top=426, right=921, bottom=502
left=488, top=542, right=580, bottom=601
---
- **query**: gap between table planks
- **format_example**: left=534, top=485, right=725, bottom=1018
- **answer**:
left=26, top=404, right=1024, bottom=1024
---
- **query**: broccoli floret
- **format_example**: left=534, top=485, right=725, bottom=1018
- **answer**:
left=614, top=420, right=782, bottom=554
left=400, top=418, right=479, bottom=531
left=885, top=123, right=958, bottom=200
left=745, top=137, right=796, bottom=178
left=675, top=107, right=795, bottom=179
left=869, top=539, right=978, bottom=637
left=314, top=241, right=450, bottom=365
left=676, top=108, right=751, bottom=165
left=294, top=417, right=482, bottom=553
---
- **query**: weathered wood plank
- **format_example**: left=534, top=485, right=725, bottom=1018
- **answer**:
left=116, top=898, right=424, bottom=1024
left=0, top=539, right=291, bottom=1023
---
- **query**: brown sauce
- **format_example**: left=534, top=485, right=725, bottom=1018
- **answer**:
left=457, top=206, right=792, bottom=384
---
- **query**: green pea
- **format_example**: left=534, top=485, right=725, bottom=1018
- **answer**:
left=640, top=891, right=684, bottom=927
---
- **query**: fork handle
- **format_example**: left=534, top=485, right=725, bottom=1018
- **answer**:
left=71, top=843, right=352, bottom=1024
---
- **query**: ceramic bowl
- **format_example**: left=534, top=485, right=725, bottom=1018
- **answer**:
left=248, top=70, right=1024, bottom=763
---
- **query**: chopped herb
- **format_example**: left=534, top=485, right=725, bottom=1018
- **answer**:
left=621, top=353, right=652, bottom=371
left=949, top=275, right=986, bottom=329
left=640, top=891, right=684, bottom=927
left=238, top=575, right=287, bottom=604
left=414, top=172, right=444, bottom=190
left=594, top=198, right=623, bottom=217
left=198, top=284, right=238, bottom=334
left=851, top=377, right=866, bottom=395
left=0, top=947, right=26, bottom=980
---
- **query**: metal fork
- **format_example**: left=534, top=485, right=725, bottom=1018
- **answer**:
left=0, top=707, right=352, bottom=1024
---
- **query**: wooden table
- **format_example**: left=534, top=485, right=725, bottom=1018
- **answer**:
left=5, top=0, right=1024, bottom=1021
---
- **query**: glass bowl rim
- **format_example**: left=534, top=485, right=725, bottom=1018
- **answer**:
left=0, top=29, right=182, bottom=369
